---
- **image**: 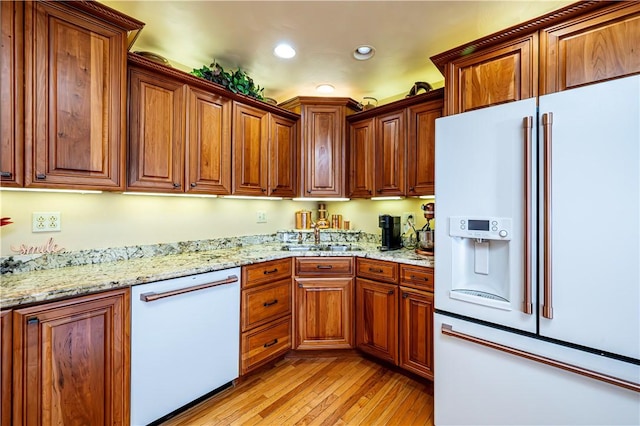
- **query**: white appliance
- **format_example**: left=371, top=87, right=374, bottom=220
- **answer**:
left=434, top=75, right=640, bottom=425
left=130, top=268, right=240, bottom=426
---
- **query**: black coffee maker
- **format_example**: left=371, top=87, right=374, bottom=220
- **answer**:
left=379, top=215, right=402, bottom=251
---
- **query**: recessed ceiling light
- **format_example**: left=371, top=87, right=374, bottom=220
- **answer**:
left=274, top=43, right=296, bottom=59
left=316, top=84, right=335, bottom=93
left=353, top=45, right=375, bottom=60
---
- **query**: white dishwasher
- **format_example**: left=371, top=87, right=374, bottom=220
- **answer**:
left=130, top=268, right=240, bottom=426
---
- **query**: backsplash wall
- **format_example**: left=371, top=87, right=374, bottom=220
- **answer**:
left=0, top=192, right=429, bottom=256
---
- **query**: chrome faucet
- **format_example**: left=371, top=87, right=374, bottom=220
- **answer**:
left=312, top=223, right=321, bottom=245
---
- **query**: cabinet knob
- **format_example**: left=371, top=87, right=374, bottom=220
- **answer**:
left=190, top=182, right=197, bottom=188
left=261, top=188, right=266, bottom=193
left=307, top=189, right=311, bottom=194
left=409, top=186, right=415, bottom=192
left=36, top=173, right=46, bottom=180
left=376, top=189, right=382, bottom=193
left=388, top=290, right=394, bottom=295
left=368, top=190, right=372, bottom=195
left=173, top=183, right=180, bottom=188
left=0, top=171, right=12, bottom=178
left=403, top=293, right=409, bottom=299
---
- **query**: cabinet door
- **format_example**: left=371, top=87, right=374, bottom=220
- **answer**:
left=399, top=286, right=434, bottom=380
left=355, top=278, right=398, bottom=364
left=295, top=277, right=353, bottom=349
left=0, top=1, right=23, bottom=187
left=269, top=114, right=297, bottom=197
left=1, top=311, right=11, bottom=426
left=232, top=102, right=269, bottom=195
left=186, top=87, right=232, bottom=194
left=302, top=105, right=344, bottom=197
left=375, top=110, right=406, bottom=196
left=24, top=1, right=127, bottom=190
left=444, top=34, right=537, bottom=115
left=347, top=118, right=375, bottom=198
left=540, top=2, right=640, bottom=94
left=12, top=289, right=130, bottom=425
left=128, top=67, right=186, bottom=191
left=406, top=99, right=443, bottom=196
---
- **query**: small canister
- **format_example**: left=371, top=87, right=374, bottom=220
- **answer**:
left=295, top=211, right=303, bottom=229
left=301, top=211, right=312, bottom=229
left=343, top=220, right=350, bottom=230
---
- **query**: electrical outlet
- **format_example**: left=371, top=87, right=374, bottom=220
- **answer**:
left=32, top=212, right=61, bottom=232
left=401, top=212, right=416, bottom=232
left=256, top=211, right=267, bottom=223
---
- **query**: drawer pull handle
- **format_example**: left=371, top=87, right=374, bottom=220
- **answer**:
left=317, top=265, right=333, bottom=269
left=368, top=267, right=383, bottom=273
left=387, top=290, right=394, bottom=295
left=410, top=275, right=429, bottom=281
left=264, top=268, right=279, bottom=275
left=27, top=317, right=39, bottom=325
left=36, top=173, right=46, bottom=180
left=0, top=171, right=12, bottom=178
left=263, top=299, right=278, bottom=307
left=263, top=338, right=279, bottom=348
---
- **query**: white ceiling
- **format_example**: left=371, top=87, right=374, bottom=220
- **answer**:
left=101, top=0, right=574, bottom=105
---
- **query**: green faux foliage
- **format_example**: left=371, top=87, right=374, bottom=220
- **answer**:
left=192, top=61, right=265, bottom=101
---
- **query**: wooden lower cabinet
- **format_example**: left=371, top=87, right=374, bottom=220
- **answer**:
left=1, top=310, right=12, bottom=426
left=355, top=278, right=398, bottom=364
left=241, top=258, right=293, bottom=374
left=12, top=289, right=130, bottom=425
left=399, top=286, right=435, bottom=380
left=295, top=277, right=354, bottom=350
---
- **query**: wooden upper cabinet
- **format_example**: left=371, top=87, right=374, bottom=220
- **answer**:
left=269, top=114, right=298, bottom=197
left=348, top=118, right=375, bottom=198
left=24, top=1, right=143, bottom=190
left=186, top=87, right=232, bottom=194
left=128, top=66, right=186, bottom=192
left=279, top=97, right=361, bottom=198
left=232, top=102, right=269, bottom=196
left=431, top=1, right=640, bottom=115
left=436, top=33, right=538, bottom=115
left=12, top=289, right=130, bottom=425
left=540, top=1, right=640, bottom=94
left=406, top=97, right=443, bottom=196
left=375, top=110, right=406, bottom=196
left=0, top=1, right=23, bottom=187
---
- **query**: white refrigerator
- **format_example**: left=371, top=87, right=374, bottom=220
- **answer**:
left=434, top=75, right=640, bottom=425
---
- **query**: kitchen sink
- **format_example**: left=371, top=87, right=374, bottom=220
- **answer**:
left=281, top=244, right=362, bottom=252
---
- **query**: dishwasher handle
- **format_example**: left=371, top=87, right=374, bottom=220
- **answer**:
left=140, top=275, right=239, bottom=302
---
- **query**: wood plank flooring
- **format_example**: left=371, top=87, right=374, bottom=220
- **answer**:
left=161, top=353, right=434, bottom=426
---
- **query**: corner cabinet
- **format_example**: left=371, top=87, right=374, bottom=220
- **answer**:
left=23, top=1, right=143, bottom=190
left=279, top=97, right=361, bottom=198
left=12, top=288, right=130, bottom=425
left=431, top=1, right=640, bottom=115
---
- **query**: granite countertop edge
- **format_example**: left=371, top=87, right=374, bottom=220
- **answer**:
left=0, top=243, right=434, bottom=309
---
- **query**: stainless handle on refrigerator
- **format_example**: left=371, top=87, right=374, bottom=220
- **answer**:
left=522, top=116, right=533, bottom=315
left=441, top=324, right=640, bottom=393
left=542, top=112, right=553, bottom=319
left=140, top=275, right=238, bottom=302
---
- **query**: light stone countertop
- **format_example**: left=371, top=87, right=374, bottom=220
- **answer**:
left=0, top=239, right=434, bottom=309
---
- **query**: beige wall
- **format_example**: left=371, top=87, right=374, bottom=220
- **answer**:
left=0, top=191, right=433, bottom=256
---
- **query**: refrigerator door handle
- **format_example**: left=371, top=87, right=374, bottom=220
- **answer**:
left=542, top=112, right=554, bottom=319
left=523, top=116, right=533, bottom=315
left=441, top=323, right=640, bottom=393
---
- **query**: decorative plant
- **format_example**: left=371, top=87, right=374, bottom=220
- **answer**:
left=192, top=61, right=264, bottom=101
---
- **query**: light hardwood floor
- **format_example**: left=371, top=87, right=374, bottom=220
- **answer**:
left=161, top=354, right=434, bottom=426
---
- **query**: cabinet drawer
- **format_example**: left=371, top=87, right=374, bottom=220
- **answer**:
left=400, top=265, right=434, bottom=292
left=295, top=257, right=354, bottom=276
left=241, top=316, right=291, bottom=375
left=242, top=258, right=292, bottom=288
left=356, top=258, right=399, bottom=283
left=242, top=279, right=291, bottom=331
